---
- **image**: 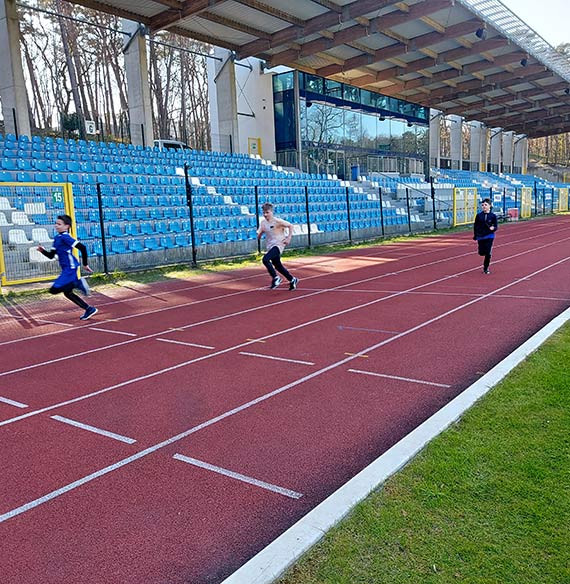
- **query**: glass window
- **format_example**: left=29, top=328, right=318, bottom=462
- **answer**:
left=343, top=111, right=361, bottom=146
left=390, top=119, right=406, bottom=152
left=377, top=117, right=390, bottom=150
left=343, top=84, right=361, bottom=103
left=325, top=79, right=342, bottom=98
left=361, top=113, right=377, bottom=149
left=273, top=72, right=294, bottom=93
left=305, top=74, right=324, bottom=94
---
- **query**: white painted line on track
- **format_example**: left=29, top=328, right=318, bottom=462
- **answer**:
left=172, top=454, right=303, bottom=500
left=50, top=415, right=137, bottom=444
left=1, top=246, right=569, bottom=432
left=1, top=256, right=568, bottom=524
left=1, top=220, right=562, bottom=350
left=90, top=328, right=138, bottom=337
left=239, top=352, right=315, bottom=366
left=348, top=368, right=451, bottom=388
left=221, top=305, right=570, bottom=584
left=0, top=396, right=28, bottom=408
left=157, top=338, right=215, bottom=350
left=3, top=230, right=568, bottom=381
left=338, top=325, right=400, bottom=334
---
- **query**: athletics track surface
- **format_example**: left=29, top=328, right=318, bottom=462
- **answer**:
left=1, top=215, right=569, bottom=583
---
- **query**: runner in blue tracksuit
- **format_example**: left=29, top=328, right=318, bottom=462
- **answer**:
left=473, top=197, right=498, bottom=274
left=38, top=214, right=98, bottom=320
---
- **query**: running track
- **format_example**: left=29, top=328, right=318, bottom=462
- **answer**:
left=1, top=216, right=570, bottom=583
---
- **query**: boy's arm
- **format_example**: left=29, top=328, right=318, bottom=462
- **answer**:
left=37, top=246, right=56, bottom=259
left=73, top=241, right=94, bottom=273
left=256, top=221, right=264, bottom=240
left=279, top=218, right=294, bottom=245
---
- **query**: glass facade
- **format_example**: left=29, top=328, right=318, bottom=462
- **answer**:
left=273, top=71, right=429, bottom=179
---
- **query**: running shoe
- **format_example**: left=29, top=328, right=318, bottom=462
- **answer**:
left=289, top=277, right=299, bottom=290
left=270, top=276, right=282, bottom=289
left=80, top=306, right=98, bottom=320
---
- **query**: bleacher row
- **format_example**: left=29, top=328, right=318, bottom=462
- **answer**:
left=0, top=133, right=397, bottom=276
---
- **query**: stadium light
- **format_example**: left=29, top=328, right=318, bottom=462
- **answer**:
left=475, top=27, right=487, bottom=40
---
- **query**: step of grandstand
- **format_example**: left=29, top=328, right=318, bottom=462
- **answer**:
left=0, top=133, right=394, bottom=274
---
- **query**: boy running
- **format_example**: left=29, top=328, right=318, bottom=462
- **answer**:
left=38, top=214, right=98, bottom=320
left=473, top=197, right=498, bottom=274
left=257, top=202, right=299, bottom=290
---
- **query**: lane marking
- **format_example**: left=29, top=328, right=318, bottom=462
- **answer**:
left=1, top=221, right=560, bottom=349
left=157, top=338, right=215, bottom=350
left=2, top=257, right=567, bottom=523
left=2, top=245, right=569, bottom=431
left=338, top=325, right=400, bottom=334
left=0, top=396, right=28, bottom=409
left=239, top=352, right=315, bottom=366
left=50, top=415, right=137, bottom=444
left=221, top=305, right=570, bottom=584
left=348, top=368, right=451, bottom=388
left=173, top=454, right=303, bottom=500
left=90, top=328, right=138, bottom=337
left=246, top=338, right=266, bottom=343
left=344, top=353, right=368, bottom=358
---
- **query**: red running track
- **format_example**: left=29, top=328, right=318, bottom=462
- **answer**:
left=1, top=216, right=570, bottom=583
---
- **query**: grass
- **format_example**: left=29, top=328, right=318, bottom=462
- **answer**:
left=278, top=323, right=570, bottom=584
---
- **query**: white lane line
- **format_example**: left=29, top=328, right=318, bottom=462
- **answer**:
left=348, top=369, right=451, bottom=388
left=239, top=352, right=315, bottom=366
left=3, top=230, right=565, bottom=380
left=157, top=338, right=215, bottom=350
left=90, top=328, right=138, bottom=337
left=1, top=256, right=568, bottom=524
left=0, top=396, right=28, bottom=408
left=2, top=245, right=569, bottom=431
left=221, top=305, right=570, bottom=584
left=50, top=415, right=137, bottom=445
left=173, top=454, right=303, bottom=500
left=1, top=221, right=560, bottom=350
left=338, top=325, right=400, bottom=334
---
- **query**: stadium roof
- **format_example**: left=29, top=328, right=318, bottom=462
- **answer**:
left=61, top=0, right=570, bottom=138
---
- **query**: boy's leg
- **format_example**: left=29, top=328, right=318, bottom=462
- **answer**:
left=270, top=248, right=293, bottom=282
left=262, top=249, right=278, bottom=278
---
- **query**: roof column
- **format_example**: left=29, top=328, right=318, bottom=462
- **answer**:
left=513, top=135, right=528, bottom=174
left=122, top=19, right=154, bottom=148
left=469, top=122, right=486, bottom=172
left=502, top=131, right=514, bottom=173
left=489, top=128, right=502, bottom=174
left=0, top=0, right=31, bottom=137
left=429, top=110, right=442, bottom=169
left=210, top=48, right=239, bottom=154
left=449, top=115, right=463, bottom=170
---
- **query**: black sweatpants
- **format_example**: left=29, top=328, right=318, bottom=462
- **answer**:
left=477, top=238, right=494, bottom=271
left=50, top=282, right=89, bottom=310
left=262, top=246, right=293, bottom=281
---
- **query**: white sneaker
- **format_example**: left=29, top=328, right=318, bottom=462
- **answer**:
left=270, top=276, right=282, bottom=289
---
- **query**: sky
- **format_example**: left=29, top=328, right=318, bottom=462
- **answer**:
left=499, top=0, right=568, bottom=47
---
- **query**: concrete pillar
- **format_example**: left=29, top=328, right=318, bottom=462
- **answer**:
left=0, top=0, right=31, bottom=137
left=513, top=135, right=528, bottom=174
left=502, top=131, right=514, bottom=173
left=429, top=110, right=441, bottom=169
left=469, top=122, right=487, bottom=172
left=211, top=48, right=239, bottom=154
left=449, top=115, right=463, bottom=170
left=489, top=128, right=502, bottom=173
left=122, top=20, right=153, bottom=148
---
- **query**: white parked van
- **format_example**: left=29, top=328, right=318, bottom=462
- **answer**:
left=153, top=139, right=190, bottom=151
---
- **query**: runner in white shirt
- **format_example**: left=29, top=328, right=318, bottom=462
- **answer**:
left=256, top=202, right=299, bottom=290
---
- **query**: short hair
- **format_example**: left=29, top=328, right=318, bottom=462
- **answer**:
left=57, top=214, right=73, bottom=226
left=481, top=198, right=492, bottom=206
left=262, top=202, right=274, bottom=212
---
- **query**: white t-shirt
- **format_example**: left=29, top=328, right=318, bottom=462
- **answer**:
left=259, top=218, right=289, bottom=252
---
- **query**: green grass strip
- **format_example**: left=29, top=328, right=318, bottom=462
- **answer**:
left=279, top=324, right=570, bottom=584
